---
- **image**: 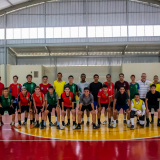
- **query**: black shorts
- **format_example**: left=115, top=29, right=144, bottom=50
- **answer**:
left=130, top=110, right=145, bottom=120
left=36, top=106, right=43, bottom=114
left=74, top=103, right=77, bottom=109
left=0, top=107, right=15, bottom=115
left=21, top=105, right=29, bottom=113
left=13, top=103, right=19, bottom=112
left=47, top=105, right=57, bottom=112
left=148, top=104, right=159, bottom=112
left=98, top=103, right=108, bottom=110
left=59, top=99, right=62, bottom=109
left=64, top=106, right=73, bottom=111
left=141, top=99, right=145, bottom=102
left=81, top=104, right=93, bottom=112
left=110, top=101, right=113, bottom=108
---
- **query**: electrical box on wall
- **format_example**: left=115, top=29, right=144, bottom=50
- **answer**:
left=34, top=71, right=39, bottom=78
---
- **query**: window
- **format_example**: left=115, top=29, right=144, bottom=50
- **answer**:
left=62, top=27, right=70, bottom=38
left=88, top=26, right=95, bottom=37
left=38, top=28, right=44, bottom=38
left=0, top=29, right=4, bottom=39
left=145, top=25, right=153, bottom=36
left=137, top=26, right=144, bottom=36
left=70, top=27, right=78, bottom=38
left=128, top=26, right=136, bottom=37
left=14, top=28, right=21, bottom=39
left=30, top=28, right=37, bottom=38
left=113, top=26, right=120, bottom=37
left=46, top=27, right=53, bottom=38
left=22, top=28, right=29, bottom=39
left=121, top=26, right=127, bottom=37
left=154, top=25, right=160, bottom=36
left=79, top=27, right=86, bottom=38
left=104, top=26, right=112, bottom=37
left=96, top=26, right=103, bottom=37
left=6, top=28, right=13, bottom=39
left=54, top=27, right=61, bottom=38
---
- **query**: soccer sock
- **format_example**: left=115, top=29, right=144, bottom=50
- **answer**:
left=93, top=123, right=96, bottom=127
left=82, top=118, right=84, bottom=121
left=55, top=110, right=57, bottom=117
left=56, top=117, right=57, bottom=121
left=25, top=117, right=27, bottom=122
left=12, top=121, right=14, bottom=125
left=68, top=119, right=70, bottom=124
left=87, top=117, right=89, bottom=122
left=73, top=121, right=75, bottom=125
left=111, top=116, right=113, bottom=122
left=131, top=118, right=134, bottom=125
left=105, top=116, right=107, bottom=121
left=48, top=112, right=51, bottom=122
left=37, top=121, right=39, bottom=126
left=108, top=118, right=111, bottom=124
left=57, top=121, right=59, bottom=126
left=33, top=118, right=35, bottom=122
left=114, top=120, right=116, bottom=124
left=117, top=115, right=119, bottom=120
left=146, top=118, right=149, bottom=124
left=98, top=119, right=101, bottom=125
left=124, top=115, right=126, bottom=120
left=62, top=121, right=65, bottom=126
left=41, top=120, right=44, bottom=127
left=127, top=120, right=130, bottom=125
left=44, top=121, right=46, bottom=126
left=151, top=114, right=154, bottom=122
left=30, top=120, right=32, bottom=125
left=0, top=122, right=1, bottom=126
left=18, top=121, right=21, bottom=125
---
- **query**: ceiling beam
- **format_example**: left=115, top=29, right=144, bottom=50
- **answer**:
left=137, top=0, right=160, bottom=6
left=122, top=45, right=128, bottom=55
left=6, top=0, right=14, bottom=7
left=44, top=46, right=50, bottom=55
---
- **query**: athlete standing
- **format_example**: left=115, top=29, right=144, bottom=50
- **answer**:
left=64, top=75, right=78, bottom=126
left=23, top=75, right=36, bottom=125
left=0, top=76, right=4, bottom=125
left=77, top=74, right=90, bottom=125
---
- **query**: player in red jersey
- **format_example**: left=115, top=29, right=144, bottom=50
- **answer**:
left=39, top=76, right=52, bottom=126
left=17, top=86, right=33, bottom=129
left=32, top=86, right=45, bottom=129
left=9, top=75, right=21, bottom=125
left=0, top=76, right=4, bottom=125
left=60, top=86, right=76, bottom=130
left=103, top=74, right=115, bottom=124
left=97, top=84, right=113, bottom=128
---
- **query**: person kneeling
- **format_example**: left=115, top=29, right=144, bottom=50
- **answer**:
left=44, top=86, right=60, bottom=129
left=17, top=86, right=33, bottom=129
left=130, top=93, right=146, bottom=130
left=61, top=86, right=76, bottom=130
left=75, top=87, right=98, bottom=129
left=0, top=88, right=15, bottom=128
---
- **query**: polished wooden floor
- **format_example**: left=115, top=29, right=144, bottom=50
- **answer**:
left=0, top=113, right=160, bottom=160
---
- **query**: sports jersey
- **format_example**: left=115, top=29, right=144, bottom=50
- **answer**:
left=61, top=92, right=75, bottom=107
left=0, top=94, right=15, bottom=108
left=146, top=91, right=160, bottom=105
left=18, top=92, right=31, bottom=106
left=115, top=91, right=129, bottom=105
left=104, top=82, right=114, bottom=101
left=0, top=82, right=4, bottom=96
left=115, top=81, right=129, bottom=91
left=150, top=82, right=160, bottom=92
left=53, top=80, right=66, bottom=98
left=45, top=91, right=58, bottom=105
left=98, top=89, right=112, bottom=103
left=131, top=99, right=146, bottom=111
left=77, top=81, right=90, bottom=96
left=79, top=93, right=94, bottom=106
left=23, top=82, right=36, bottom=95
left=137, top=80, right=151, bottom=99
left=64, top=83, right=78, bottom=102
left=9, top=83, right=21, bottom=103
left=39, top=83, right=51, bottom=95
left=32, top=92, right=44, bottom=107
left=130, top=83, right=140, bottom=100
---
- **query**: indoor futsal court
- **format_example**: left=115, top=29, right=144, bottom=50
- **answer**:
left=1, top=0, right=160, bottom=160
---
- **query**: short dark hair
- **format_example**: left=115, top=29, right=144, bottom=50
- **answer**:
left=13, top=75, right=18, bottom=79
left=4, top=87, right=9, bottom=91
left=131, top=75, right=135, bottom=78
left=119, top=73, right=124, bottom=76
left=42, top=76, right=48, bottom=79
left=84, top=87, right=89, bottom=91
left=119, top=85, right=125, bottom=89
left=134, top=93, right=139, bottom=97
left=151, top=84, right=156, bottom=88
left=57, top=72, right=62, bottom=76
left=102, top=84, right=108, bottom=88
left=35, top=86, right=40, bottom=89
left=68, top=75, right=74, bottom=79
left=26, top=74, right=32, bottom=78
left=154, top=75, right=158, bottom=78
left=64, top=86, right=70, bottom=90
left=93, top=74, right=99, bottom=78
left=106, top=74, right=111, bottom=78
left=0, top=76, right=1, bottom=79
left=81, top=73, right=86, bottom=76
left=48, top=86, right=54, bottom=89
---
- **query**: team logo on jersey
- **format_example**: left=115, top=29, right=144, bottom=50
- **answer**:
left=26, top=97, right=28, bottom=100
left=110, top=86, right=112, bottom=89
left=40, top=97, right=42, bottom=100
left=69, top=97, right=71, bottom=100
left=106, top=94, right=108, bottom=96
left=8, top=99, right=10, bottom=102
left=41, top=87, right=43, bottom=90
left=47, top=88, right=48, bottom=90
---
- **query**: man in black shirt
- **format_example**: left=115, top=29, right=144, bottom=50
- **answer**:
left=146, top=84, right=160, bottom=127
left=89, top=74, right=102, bottom=111
left=113, top=86, right=131, bottom=128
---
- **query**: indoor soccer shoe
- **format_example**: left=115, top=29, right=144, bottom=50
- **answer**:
left=97, top=124, right=100, bottom=128
left=40, top=126, right=44, bottom=129
left=49, top=122, right=54, bottom=126
left=102, top=121, right=107, bottom=125
left=123, top=120, right=127, bottom=124
left=60, top=125, right=65, bottom=130
left=65, top=123, right=70, bottom=127
left=30, top=124, right=34, bottom=129
left=150, top=120, right=154, bottom=124
left=34, top=124, right=39, bottom=128
left=93, top=125, right=98, bottom=129
left=74, top=126, right=81, bottom=129
left=80, top=121, right=84, bottom=125
left=53, top=122, right=57, bottom=126
left=86, top=121, right=90, bottom=125
left=11, top=125, right=15, bottom=129
left=33, top=121, right=37, bottom=125
left=108, top=124, right=113, bottom=128
left=56, top=125, right=60, bottom=129
left=127, top=123, right=131, bottom=128
left=130, top=125, right=134, bottom=130
left=39, top=122, right=42, bottom=126
left=22, top=122, right=27, bottom=125
left=16, top=124, right=21, bottom=129
left=113, top=123, right=116, bottom=128
left=72, top=125, right=76, bottom=129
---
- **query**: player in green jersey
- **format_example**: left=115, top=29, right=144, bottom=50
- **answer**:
left=23, top=74, right=36, bottom=125
left=64, top=75, right=78, bottom=126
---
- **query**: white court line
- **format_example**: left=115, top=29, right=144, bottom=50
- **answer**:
left=14, top=128, right=160, bottom=141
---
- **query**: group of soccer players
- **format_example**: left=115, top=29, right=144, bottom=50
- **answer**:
left=0, top=72, right=160, bottom=130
